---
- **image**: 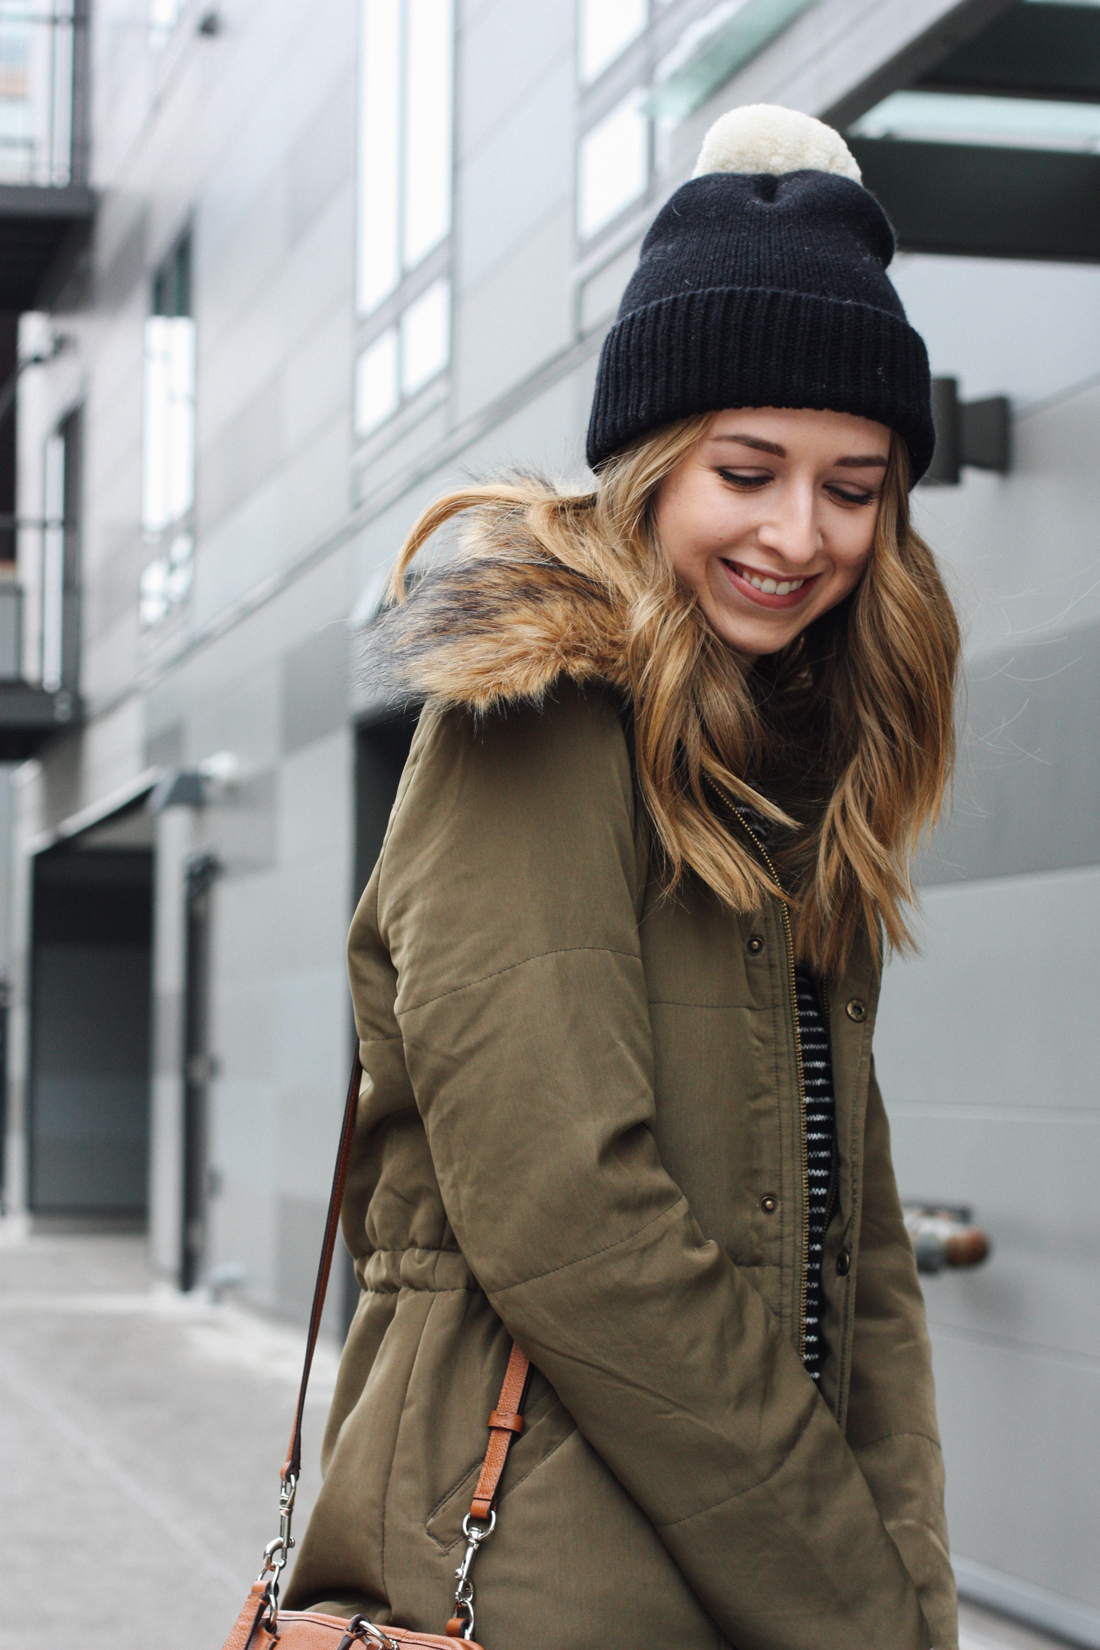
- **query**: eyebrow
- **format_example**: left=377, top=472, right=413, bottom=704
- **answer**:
left=711, top=433, right=888, bottom=468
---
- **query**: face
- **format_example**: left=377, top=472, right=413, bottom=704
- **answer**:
left=652, top=406, right=891, bottom=659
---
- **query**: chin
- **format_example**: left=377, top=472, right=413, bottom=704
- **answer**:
left=714, top=621, right=795, bottom=657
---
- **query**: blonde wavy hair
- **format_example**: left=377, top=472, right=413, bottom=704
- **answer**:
left=388, top=413, right=960, bottom=979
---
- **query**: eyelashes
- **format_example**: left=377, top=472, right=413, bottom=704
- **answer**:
left=829, top=487, right=877, bottom=507
left=716, top=469, right=878, bottom=507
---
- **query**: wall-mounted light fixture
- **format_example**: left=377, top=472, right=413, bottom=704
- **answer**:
left=926, top=377, right=1011, bottom=485
left=146, top=751, right=240, bottom=813
left=148, top=769, right=204, bottom=811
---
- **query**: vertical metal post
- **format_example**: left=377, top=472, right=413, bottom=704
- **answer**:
left=60, top=407, right=82, bottom=693
left=41, top=433, right=64, bottom=690
left=68, top=0, right=91, bottom=188
left=180, top=851, right=218, bottom=1292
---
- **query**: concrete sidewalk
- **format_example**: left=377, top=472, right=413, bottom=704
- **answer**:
left=0, top=1228, right=1072, bottom=1650
left=0, top=1227, right=339, bottom=1650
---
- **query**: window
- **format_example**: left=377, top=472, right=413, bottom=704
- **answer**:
left=354, top=276, right=451, bottom=436
left=578, top=91, right=649, bottom=238
left=355, top=0, right=454, bottom=441
left=579, top=0, right=647, bottom=83
left=648, top=0, right=818, bottom=125
left=148, top=0, right=183, bottom=50
left=37, top=406, right=81, bottom=691
left=141, top=235, right=195, bottom=628
left=357, top=0, right=454, bottom=312
left=354, top=329, right=398, bottom=437
left=400, top=277, right=449, bottom=396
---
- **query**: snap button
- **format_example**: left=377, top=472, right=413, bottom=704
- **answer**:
left=747, top=934, right=765, bottom=955
left=836, top=1248, right=851, bottom=1276
left=845, top=999, right=867, bottom=1023
left=760, top=1195, right=778, bottom=1214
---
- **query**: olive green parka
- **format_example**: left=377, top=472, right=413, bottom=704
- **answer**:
left=284, top=556, right=957, bottom=1650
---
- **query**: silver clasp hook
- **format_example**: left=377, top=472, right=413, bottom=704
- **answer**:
left=451, top=1509, right=496, bottom=1641
left=255, top=1534, right=288, bottom=1625
left=254, top=1470, right=297, bottom=1630
left=278, top=1471, right=297, bottom=1555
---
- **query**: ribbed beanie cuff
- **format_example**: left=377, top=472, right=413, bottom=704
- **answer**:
left=587, top=284, right=933, bottom=478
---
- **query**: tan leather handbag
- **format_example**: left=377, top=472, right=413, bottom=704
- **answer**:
left=219, top=1057, right=531, bottom=1650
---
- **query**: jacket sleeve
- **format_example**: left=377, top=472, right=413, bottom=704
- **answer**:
left=846, top=1066, right=959, bottom=1650
left=376, top=688, right=934, bottom=1650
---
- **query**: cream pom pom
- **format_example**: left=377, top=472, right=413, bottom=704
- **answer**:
left=692, top=104, right=861, bottom=183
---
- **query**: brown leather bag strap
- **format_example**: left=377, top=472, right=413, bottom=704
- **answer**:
left=444, top=1344, right=532, bottom=1637
left=282, top=1052, right=365, bottom=1487
left=283, top=1052, right=533, bottom=1523
left=469, top=1341, right=531, bottom=1522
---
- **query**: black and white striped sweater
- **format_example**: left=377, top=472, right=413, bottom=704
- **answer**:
left=793, top=967, right=836, bottom=1383
left=736, top=808, right=837, bottom=1383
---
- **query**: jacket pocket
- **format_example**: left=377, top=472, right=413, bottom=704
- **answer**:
left=424, top=1370, right=577, bottom=1553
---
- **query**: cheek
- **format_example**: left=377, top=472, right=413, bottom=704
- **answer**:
left=656, top=477, right=755, bottom=588
left=654, top=480, right=711, bottom=594
left=831, top=518, right=876, bottom=593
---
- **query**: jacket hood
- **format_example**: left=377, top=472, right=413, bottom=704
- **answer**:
left=360, top=537, right=634, bottom=717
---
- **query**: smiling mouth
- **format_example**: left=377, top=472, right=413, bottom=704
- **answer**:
left=721, top=560, right=820, bottom=608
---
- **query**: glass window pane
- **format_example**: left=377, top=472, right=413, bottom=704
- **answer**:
left=165, top=530, right=194, bottom=604
left=358, top=0, right=402, bottom=312
left=148, top=0, right=181, bottom=48
left=142, top=316, right=171, bottom=532
left=403, top=0, right=454, bottom=269
left=355, top=328, right=399, bottom=435
left=850, top=89, right=1100, bottom=149
left=140, top=556, right=169, bottom=628
left=400, top=278, right=450, bottom=395
left=142, top=315, right=195, bottom=532
left=578, top=93, right=648, bottom=238
left=139, top=532, right=193, bottom=629
left=580, top=0, right=647, bottom=81
left=165, top=317, right=196, bottom=524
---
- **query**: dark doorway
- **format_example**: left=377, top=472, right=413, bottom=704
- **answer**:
left=28, top=846, right=153, bottom=1217
left=180, top=851, right=217, bottom=1291
left=354, top=712, right=419, bottom=902
left=342, top=711, right=418, bottom=1325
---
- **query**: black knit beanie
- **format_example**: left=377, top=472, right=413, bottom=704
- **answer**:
left=586, top=105, right=934, bottom=481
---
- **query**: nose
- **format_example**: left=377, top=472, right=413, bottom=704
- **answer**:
left=755, top=479, right=821, bottom=567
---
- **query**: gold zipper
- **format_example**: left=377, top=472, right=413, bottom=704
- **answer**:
left=731, top=807, right=810, bottom=1361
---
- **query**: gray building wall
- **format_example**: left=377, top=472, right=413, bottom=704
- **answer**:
left=875, top=251, right=1100, bottom=1638
left=3, top=0, right=1097, bottom=1639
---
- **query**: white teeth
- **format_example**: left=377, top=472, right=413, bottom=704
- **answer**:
left=739, top=566, right=805, bottom=595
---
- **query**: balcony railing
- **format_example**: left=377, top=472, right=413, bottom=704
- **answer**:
left=0, top=576, right=20, bottom=675
left=0, top=3, right=81, bottom=188
left=0, top=1, right=93, bottom=311
left=0, top=511, right=80, bottom=759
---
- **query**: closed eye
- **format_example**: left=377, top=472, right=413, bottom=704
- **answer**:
left=827, top=484, right=878, bottom=506
left=717, top=468, right=771, bottom=489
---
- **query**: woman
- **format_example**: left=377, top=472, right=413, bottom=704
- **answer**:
left=284, top=105, right=960, bottom=1649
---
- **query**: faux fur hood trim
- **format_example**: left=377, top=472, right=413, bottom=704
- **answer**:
left=360, top=547, right=635, bottom=717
